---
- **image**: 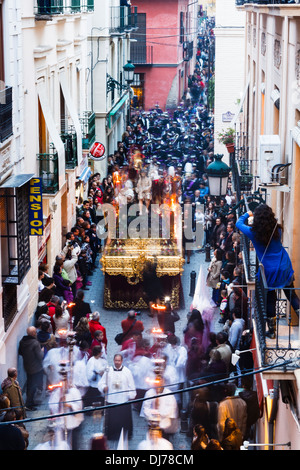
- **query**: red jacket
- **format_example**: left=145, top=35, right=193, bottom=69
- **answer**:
left=88, top=320, right=107, bottom=345
left=121, top=317, right=144, bottom=343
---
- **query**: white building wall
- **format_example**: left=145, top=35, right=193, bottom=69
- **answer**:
left=87, top=0, right=132, bottom=178
left=0, top=1, right=94, bottom=382
left=214, top=0, right=245, bottom=162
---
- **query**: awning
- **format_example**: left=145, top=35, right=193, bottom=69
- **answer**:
left=231, top=72, right=250, bottom=126
left=59, top=69, right=83, bottom=166
left=109, top=93, right=129, bottom=117
left=0, top=174, right=35, bottom=188
left=37, top=80, right=65, bottom=188
left=77, top=166, right=91, bottom=184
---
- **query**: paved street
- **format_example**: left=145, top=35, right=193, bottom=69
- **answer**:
left=25, top=247, right=224, bottom=451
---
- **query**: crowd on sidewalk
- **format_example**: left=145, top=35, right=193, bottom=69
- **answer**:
left=0, top=20, right=261, bottom=451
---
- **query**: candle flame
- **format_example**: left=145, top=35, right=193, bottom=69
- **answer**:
left=151, top=304, right=166, bottom=311
left=48, top=382, right=63, bottom=391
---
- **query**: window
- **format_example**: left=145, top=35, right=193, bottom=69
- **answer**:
left=0, top=177, right=31, bottom=287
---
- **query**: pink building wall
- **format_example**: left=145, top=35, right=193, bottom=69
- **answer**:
left=132, top=0, right=196, bottom=111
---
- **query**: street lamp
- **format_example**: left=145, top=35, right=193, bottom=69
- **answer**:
left=123, top=59, right=135, bottom=85
left=206, top=154, right=231, bottom=197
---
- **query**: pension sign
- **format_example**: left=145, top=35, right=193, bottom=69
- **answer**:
left=29, top=178, right=44, bottom=236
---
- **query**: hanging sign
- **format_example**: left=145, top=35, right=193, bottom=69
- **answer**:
left=89, top=142, right=106, bottom=161
left=29, top=178, right=44, bottom=236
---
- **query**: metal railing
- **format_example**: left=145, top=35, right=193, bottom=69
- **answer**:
left=61, top=128, right=78, bottom=169
left=110, top=5, right=138, bottom=34
left=37, top=144, right=59, bottom=194
left=254, top=264, right=300, bottom=369
left=34, top=0, right=94, bottom=16
left=0, top=86, right=13, bottom=143
left=231, top=148, right=300, bottom=371
left=130, top=45, right=154, bottom=65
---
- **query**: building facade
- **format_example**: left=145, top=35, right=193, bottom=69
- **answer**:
left=86, top=0, right=136, bottom=176
left=130, top=0, right=198, bottom=111
left=214, top=0, right=245, bottom=160
left=0, top=0, right=95, bottom=382
left=233, top=0, right=300, bottom=451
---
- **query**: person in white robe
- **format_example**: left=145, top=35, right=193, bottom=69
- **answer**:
left=48, top=384, right=84, bottom=450
left=128, top=354, right=153, bottom=412
left=83, top=345, right=108, bottom=407
left=137, top=427, right=174, bottom=450
left=140, top=380, right=179, bottom=435
left=98, top=354, right=136, bottom=440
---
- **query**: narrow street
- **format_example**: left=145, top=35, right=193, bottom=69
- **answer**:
left=26, top=249, right=225, bottom=451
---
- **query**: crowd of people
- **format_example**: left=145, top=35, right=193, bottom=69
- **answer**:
left=0, top=18, right=262, bottom=451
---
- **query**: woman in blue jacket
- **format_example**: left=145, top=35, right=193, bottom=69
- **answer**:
left=236, top=204, right=299, bottom=337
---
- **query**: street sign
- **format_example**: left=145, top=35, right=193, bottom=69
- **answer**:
left=89, top=142, right=106, bottom=161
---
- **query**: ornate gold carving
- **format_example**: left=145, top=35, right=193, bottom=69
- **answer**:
left=100, top=238, right=184, bottom=284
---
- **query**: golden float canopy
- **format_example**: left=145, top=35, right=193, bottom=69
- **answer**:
left=100, top=238, right=185, bottom=285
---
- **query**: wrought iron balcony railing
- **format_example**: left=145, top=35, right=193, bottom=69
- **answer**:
left=230, top=147, right=300, bottom=372
left=37, top=144, right=59, bottom=194
left=34, top=0, right=94, bottom=17
left=110, top=5, right=138, bottom=34
left=130, top=45, right=154, bottom=66
left=61, top=128, right=78, bottom=169
left=0, top=86, right=13, bottom=143
left=254, top=264, right=300, bottom=370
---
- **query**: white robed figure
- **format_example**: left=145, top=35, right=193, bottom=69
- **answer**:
left=191, top=264, right=216, bottom=352
left=137, top=427, right=174, bottom=450
left=128, top=354, right=153, bottom=412
left=48, top=385, right=84, bottom=450
left=140, top=379, right=179, bottom=435
left=98, top=354, right=136, bottom=441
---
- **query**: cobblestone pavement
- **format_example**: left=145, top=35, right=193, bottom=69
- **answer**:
left=26, top=248, right=223, bottom=451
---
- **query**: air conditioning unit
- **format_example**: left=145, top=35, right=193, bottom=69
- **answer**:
left=258, top=135, right=281, bottom=185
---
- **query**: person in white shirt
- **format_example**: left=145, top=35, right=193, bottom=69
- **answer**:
left=98, top=354, right=136, bottom=440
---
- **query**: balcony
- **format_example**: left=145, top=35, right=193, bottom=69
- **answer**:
left=0, top=86, right=13, bottom=144
left=110, top=5, right=138, bottom=35
left=183, top=41, right=194, bottom=62
left=61, top=127, right=78, bottom=169
left=80, top=111, right=96, bottom=150
left=34, top=0, right=94, bottom=18
left=130, top=45, right=153, bottom=66
left=231, top=145, right=300, bottom=375
left=254, top=264, right=300, bottom=372
left=37, top=144, right=59, bottom=194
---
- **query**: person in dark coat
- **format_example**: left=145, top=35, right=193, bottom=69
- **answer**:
left=72, top=290, right=92, bottom=329
left=0, top=412, right=26, bottom=450
left=143, top=260, right=163, bottom=316
left=18, top=326, right=44, bottom=411
left=157, top=302, right=180, bottom=335
left=239, top=376, right=260, bottom=440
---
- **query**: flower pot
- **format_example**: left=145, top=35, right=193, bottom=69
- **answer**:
left=225, top=143, right=235, bottom=153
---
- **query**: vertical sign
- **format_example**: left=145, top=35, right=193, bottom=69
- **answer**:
left=29, top=178, right=44, bottom=236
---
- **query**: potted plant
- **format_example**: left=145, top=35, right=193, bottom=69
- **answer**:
left=217, top=128, right=236, bottom=153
